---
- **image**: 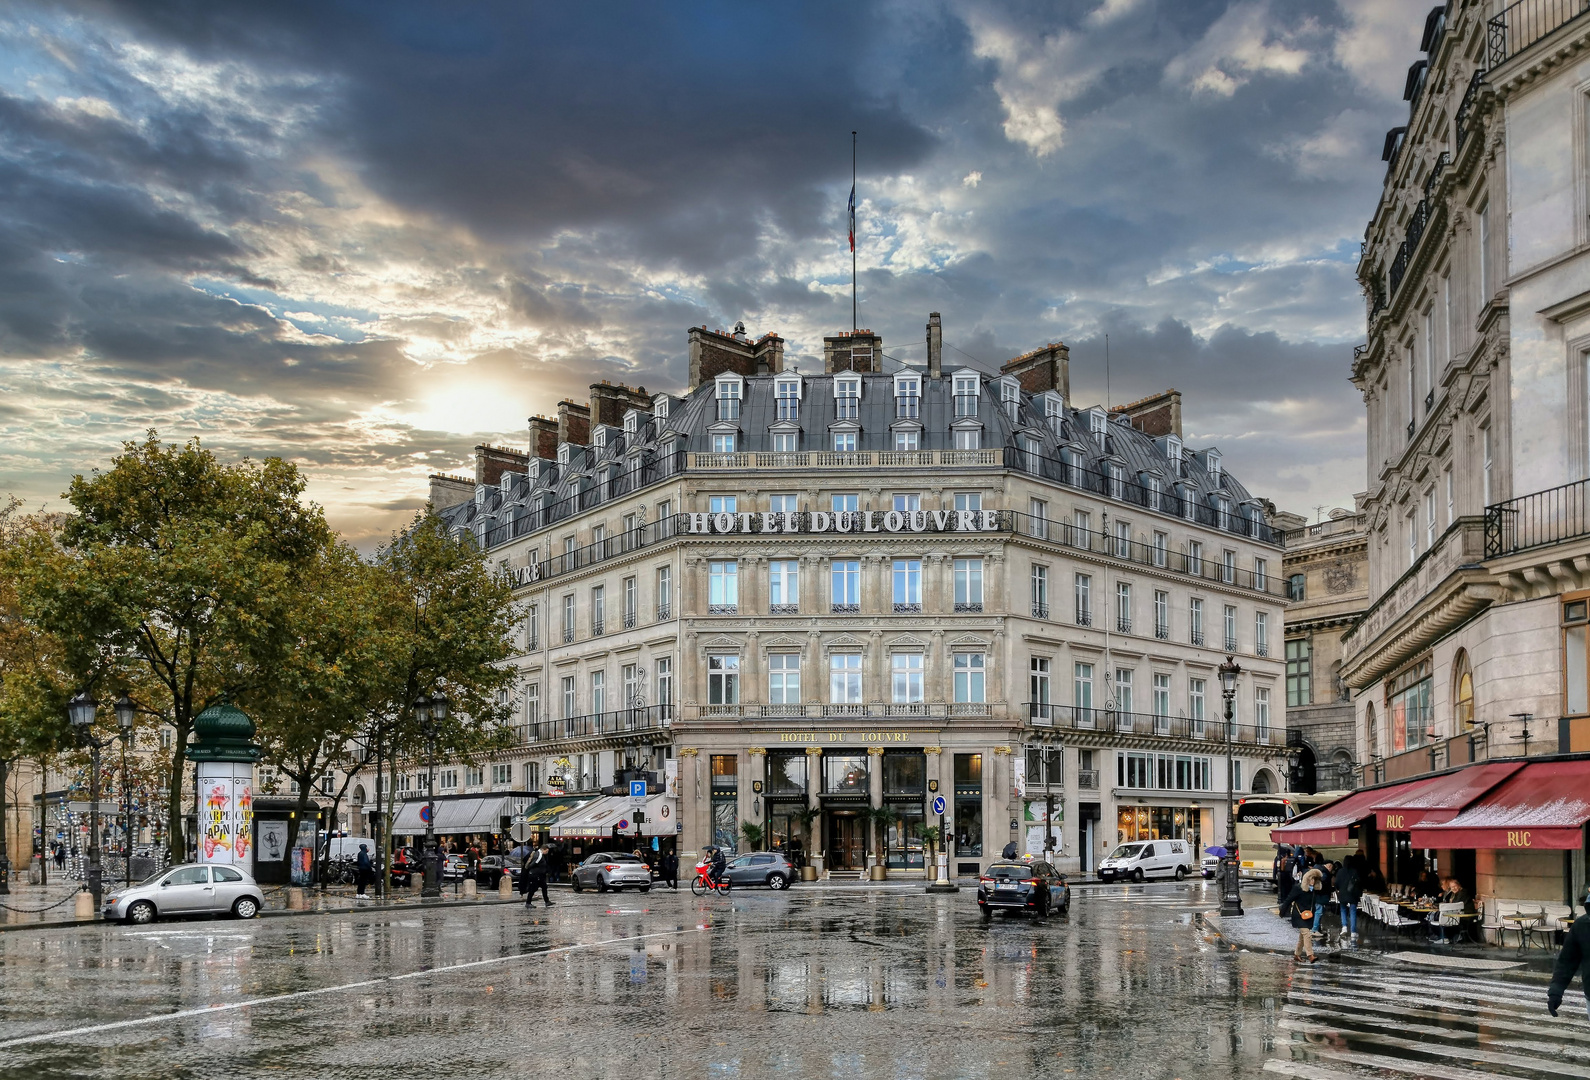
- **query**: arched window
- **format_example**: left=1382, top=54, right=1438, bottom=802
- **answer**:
left=352, top=785, right=366, bottom=805
left=1252, top=769, right=1273, bottom=794
left=1452, top=650, right=1474, bottom=731
left=1365, top=702, right=1378, bottom=759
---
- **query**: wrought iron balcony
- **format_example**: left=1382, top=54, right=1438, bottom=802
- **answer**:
left=1031, top=602, right=1049, bottom=619
left=832, top=603, right=860, bottom=614
left=1486, top=477, right=1590, bottom=557
left=521, top=704, right=673, bottom=746
left=770, top=604, right=799, bottom=615
left=1117, top=618, right=1132, bottom=634
left=893, top=603, right=921, bottom=614
left=591, top=620, right=604, bottom=636
left=1155, top=624, right=1170, bottom=641
left=562, top=628, right=575, bottom=644
left=1489, top=0, right=1590, bottom=65
left=707, top=605, right=737, bottom=616
left=1025, top=703, right=1285, bottom=747
left=656, top=603, right=672, bottom=620
left=1075, top=609, right=1092, bottom=627
left=1190, top=630, right=1205, bottom=646
left=954, top=602, right=983, bottom=613
left=623, top=611, right=636, bottom=629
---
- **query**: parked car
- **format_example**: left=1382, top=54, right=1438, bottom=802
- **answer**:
left=1097, top=839, right=1194, bottom=883
left=978, top=860, right=1069, bottom=919
left=1201, top=852, right=1221, bottom=879
left=570, top=851, right=652, bottom=893
left=477, top=855, right=515, bottom=889
left=103, top=863, right=265, bottom=925
left=722, top=852, right=795, bottom=890
left=441, top=853, right=469, bottom=881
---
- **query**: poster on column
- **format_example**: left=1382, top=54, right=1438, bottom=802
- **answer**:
left=234, top=782, right=253, bottom=864
left=202, top=780, right=234, bottom=863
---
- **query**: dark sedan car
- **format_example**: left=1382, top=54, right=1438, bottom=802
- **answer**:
left=977, top=860, right=1069, bottom=920
left=723, top=852, right=795, bottom=890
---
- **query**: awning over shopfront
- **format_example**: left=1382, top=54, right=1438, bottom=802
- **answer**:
left=393, top=794, right=566, bottom=835
left=1369, top=760, right=1526, bottom=830
left=1409, top=759, right=1590, bottom=851
left=1270, top=780, right=1425, bottom=846
left=550, top=795, right=679, bottom=839
left=518, top=795, right=592, bottom=827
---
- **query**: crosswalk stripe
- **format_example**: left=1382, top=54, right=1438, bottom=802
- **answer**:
left=1284, top=1002, right=1590, bottom=1051
left=1280, top=1018, right=1590, bottom=1078
left=1306, top=1045, right=1532, bottom=1080
left=1290, top=978, right=1590, bottom=1029
left=1264, top=1060, right=1377, bottom=1080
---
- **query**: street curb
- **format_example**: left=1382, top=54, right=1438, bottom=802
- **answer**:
left=0, top=893, right=531, bottom=935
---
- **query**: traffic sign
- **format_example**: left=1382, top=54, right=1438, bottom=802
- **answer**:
left=509, top=814, right=533, bottom=843
left=931, top=795, right=946, bottom=815
left=419, top=804, right=433, bottom=824
left=628, top=779, right=647, bottom=806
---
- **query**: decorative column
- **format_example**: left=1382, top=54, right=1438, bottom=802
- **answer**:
left=806, top=746, right=824, bottom=876
left=745, top=747, right=765, bottom=850
left=186, top=699, right=262, bottom=875
left=868, top=746, right=886, bottom=878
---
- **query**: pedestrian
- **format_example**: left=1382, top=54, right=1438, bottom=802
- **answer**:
left=660, top=849, right=678, bottom=890
left=1288, top=873, right=1319, bottom=963
left=1301, top=866, right=1326, bottom=942
left=53, top=842, right=65, bottom=870
left=1548, top=887, right=1590, bottom=1020
left=522, top=843, right=552, bottom=908
left=1002, top=840, right=1018, bottom=859
left=1335, top=854, right=1363, bottom=947
left=355, top=843, right=374, bottom=898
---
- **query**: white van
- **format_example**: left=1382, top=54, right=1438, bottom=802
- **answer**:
left=1097, top=839, right=1193, bottom=882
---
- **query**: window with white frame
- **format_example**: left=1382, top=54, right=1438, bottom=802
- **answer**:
left=1223, top=604, right=1237, bottom=650
left=1030, top=656, right=1052, bottom=713
left=1115, top=668, right=1134, bottom=714
left=466, top=765, right=484, bottom=788
left=895, top=375, right=920, bottom=418
left=1153, top=530, right=1167, bottom=567
left=1254, top=557, right=1268, bottom=592
left=623, top=576, right=637, bottom=626
left=656, top=657, right=672, bottom=706
left=1445, top=467, right=1454, bottom=525
left=835, top=377, right=861, bottom=419
left=953, top=374, right=979, bottom=415
left=440, top=768, right=459, bottom=791
left=492, top=763, right=512, bottom=785
left=772, top=431, right=798, bottom=452
left=711, top=433, right=736, bottom=454
left=1031, top=564, right=1049, bottom=615
left=953, top=428, right=981, bottom=450
left=776, top=377, right=800, bottom=421
left=1187, top=540, right=1203, bottom=575
left=1074, top=662, right=1094, bottom=714
left=1114, top=519, right=1130, bottom=558
left=1154, top=590, right=1168, bottom=638
left=893, top=430, right=919, bottom=451
left=622, top=663, right=640, bottom=709
left=832, top=560, right=861, bottom=609
left=707, top=655, right=740, bottom=705
left=1115, top=581, right=1131, bottom=633
left=561, top=675, right=576, bottom=718
left=716, top=377, right=742, bottom=421
left=954, top=653, right=986, bottom=702
left=893, top=492, right=921, bottom=512
left=1190, top=598, right=1204, bottom=645
left=1153, top=673, right=1171, bottom=720
left=1189, top=678, right=1206, bottom=735
left=954, top=558, right=983, bottom=609
left=656, top=565, right=672, bottom=617
left=562, top=593, right=576, bottom=640
left=1255, top=611, right=1269, bottom=656
left=591, top=584, right=605, bottom=632
left=768, top=493, right=799, bottom=512
left=1074, top=572, right=1092, bottom=625
left=832, top=492, right=859, bottom=513
left=830, top=653, right=863, bottom=703
left=1073, top=509, right=1091, bottom=547
left=1222, top=549, right=1235, bottom=584
left=708, top=561, right=738, bottom=611
left=832, top=432, right=857, bottom=452
left=1425, top=488, right=1436, bottom=548
left=954, top=491, right=982, bottom=512
left=709, top=495, right=737, bottom=514
left=1029, top=497, right=1048, bottom=538
left=892, top=653, right=924, bottom=703
left=525, top=682, right=539, bottom=726
left=590, top=669, right=606, bottom=714
left=769, top=560, right=799, bottom=611
left=768, top=653, right=801, bottom=704
left=1482, top=426, right=1493, bottom=505
left=892, top=559, right=922, bottom=610
left=1254, top=687, right=1271, bottom=741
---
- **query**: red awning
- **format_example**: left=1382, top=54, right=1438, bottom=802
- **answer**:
left=1269, top=780, right=1426, bottom=846
left=1369, top=760, right=1526, bottom=830
left=1409, top=759, right=1590, bottom=851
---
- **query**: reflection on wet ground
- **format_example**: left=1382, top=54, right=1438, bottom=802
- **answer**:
left=0, top=880, right=1579, bottom=1079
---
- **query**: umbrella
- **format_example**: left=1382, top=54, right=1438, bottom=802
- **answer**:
left=1204, top=845, right=1228, bottom=859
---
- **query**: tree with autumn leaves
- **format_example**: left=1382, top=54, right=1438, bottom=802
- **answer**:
left=7, top=434, right=520, bottom=863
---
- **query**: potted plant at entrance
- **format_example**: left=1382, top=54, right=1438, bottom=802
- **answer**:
left=865, top=806, right=894, bottom=880
left=922, top=825, right=942, bottom=876
left=739, top=821, right=764, bottom=852
left=793, top=806, right=820, bottom=881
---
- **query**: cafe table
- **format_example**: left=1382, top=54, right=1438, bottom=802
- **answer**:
left=1502, top=911, right=1542, bottom=955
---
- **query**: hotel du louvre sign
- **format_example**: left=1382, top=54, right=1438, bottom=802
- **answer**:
left=503, top=509, right=1004, bottom=587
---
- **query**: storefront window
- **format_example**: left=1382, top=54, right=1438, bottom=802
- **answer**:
left=711, top=754, right=737, bottom=791
left=713, top=799, right=738, bottom=853
left=1116, top=806, right=1200, bottom=850
left=823, top=754, right=869, bottom=795
left=953, top=753, right=982, bottom=794
left=881, top=753, right=924, bottom=793
left=765, top=752, right=806, bottom=795
left=884, top=804, right=925, bottom=869
left=953, top=753, right=983, bottom=858
left=1388, top=660, right=1433, bottom=752
left=1564, top=600, right=1588, bottom=715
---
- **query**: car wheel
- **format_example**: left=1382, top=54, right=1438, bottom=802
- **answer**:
left=767, top=873, right=788, bottom=891
left=639, top=885, right=650, bottom=893
left=1132, top=868, right=1145, bottom=883
left=571, top=877, right=584, bottom=893
left=1174, top=866, right=1187, bottom=881
left=597, top=878, right=609, bottom=893
left=127, top=900, right=157, bottom=925
left=233, top=897, right=259, bottom=919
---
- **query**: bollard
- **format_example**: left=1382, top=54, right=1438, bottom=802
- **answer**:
left=498, top=875, right=513, bottom=899
left=74, top=890, right=95, bottom=919
left=462, top=877, right=477, bottom=899
left=287, top=887, right=307, bottom=911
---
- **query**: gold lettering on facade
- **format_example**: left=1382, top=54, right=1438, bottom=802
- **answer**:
left=1507, top=830, right=1532, bottom=848
left=1385, top=814, right=1404, bottom=830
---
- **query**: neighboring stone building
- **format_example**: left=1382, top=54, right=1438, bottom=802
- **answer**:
left=1275, top=508, right=1369, bottom=793
left=417, top=315, right=1290, bottom=877
left=1339, top=2, right=1590, bottom=904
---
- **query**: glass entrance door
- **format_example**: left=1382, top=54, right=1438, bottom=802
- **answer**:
left=827, top=813, right=864, bottom=870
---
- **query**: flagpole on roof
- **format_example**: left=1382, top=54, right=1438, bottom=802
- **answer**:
left=851, top=130, right=857, bottom=336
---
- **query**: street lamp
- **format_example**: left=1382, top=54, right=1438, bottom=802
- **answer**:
left=415, top=692, right=448, bottom=898
left=67, top=691, right=105, bottom=906
left=113, top=694, right=137, bottom=887
left=1218, top=656, right=1243, bottom=917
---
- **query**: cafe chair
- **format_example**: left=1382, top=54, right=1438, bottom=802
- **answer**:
left=1379, top=899, right=1420, bottom=940
left=1533, top=903, right=1573, bottom=950
left=1429, top=902, right=1462, bottom=944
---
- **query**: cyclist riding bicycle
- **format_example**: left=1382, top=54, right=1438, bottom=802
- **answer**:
left=707, top=845, right=728, bottom=888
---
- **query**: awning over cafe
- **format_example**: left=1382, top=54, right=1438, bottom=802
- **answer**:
left=1409, top=759, right=1590, bottom=851
left=1368, top=760, right=1526, bottom=830
left=1269, top=780, right=1425, bottom=846
left=550, top=795, right=679, bottom=838
left=392, top=794, right=565, bottom=835
left=517, top=795, right=593, bottom=827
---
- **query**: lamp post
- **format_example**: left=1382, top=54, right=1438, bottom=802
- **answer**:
left=416, top=692, right=448, bottom=898
left=1218, top=656, right=1244, bottom=918
left=67, top=691, right=104, bottom=906
left=114, top=694, right=137, bottom=888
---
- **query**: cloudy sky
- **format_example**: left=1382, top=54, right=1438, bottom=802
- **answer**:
left=0, top=0, right=1427, bottom=545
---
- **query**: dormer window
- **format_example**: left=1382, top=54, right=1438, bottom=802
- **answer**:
left=623, top=410, right=641, bottom=435
left=1215, top=495, right=1231, bottom=529
left=592, top=427, right=608, bottom=450
left=652, top=393, right=671, bottom=421
left=1165, top=434, right=1183, bottom=476
left=474, top=485, right=487, bottom=506
left=1206, top=450, right=1223, bottom=487
left=1144, top=475, right=1161, bottom=511
left=1039, top=391, right=1065, bottom=433
left=1108, top=464, right=1123, bottom=500
left=1021, top=435, right=1041, bottom=472
left=953, top=373, right=980, bottom=417
left=715, top=376, right=743, bottom=421
left=1088, top=408, right=1108, bottom=442
left=834, top=376, right=861, bottom=420
left=557, top=444, right=573, bottom=467
left=776, top=376, right=802, bottom=421
left=500, top=473, right=515, bottom=496
left=894, top=374, right=921, bottom=419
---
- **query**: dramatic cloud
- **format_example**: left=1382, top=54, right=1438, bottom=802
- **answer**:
left=0, top=0, right=1429, bottom=544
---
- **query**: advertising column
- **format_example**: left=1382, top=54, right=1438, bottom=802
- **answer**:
left=185, top=699, right=262, bottom=871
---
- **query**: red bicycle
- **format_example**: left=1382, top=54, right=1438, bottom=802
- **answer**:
left=690, top=860, right=730, bottom=896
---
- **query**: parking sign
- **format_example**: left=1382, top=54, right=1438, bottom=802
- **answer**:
left=629, top=779, right=647, bottom=806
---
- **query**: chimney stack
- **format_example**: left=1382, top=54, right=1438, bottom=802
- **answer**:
left=1000, top=342, right=1070, bottom=398
left=528, top=416, right=559, bottom=460
left=926, top=312, right=943, bottom=378
left=557, top=399, right=591, bottom=447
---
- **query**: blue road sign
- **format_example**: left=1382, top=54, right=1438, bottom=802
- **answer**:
left=931, top=795, right=946, bottom=815
left=629, top=779, right=647, bottom=800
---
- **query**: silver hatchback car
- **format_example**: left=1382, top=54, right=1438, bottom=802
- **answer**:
left=570, top=852, right=652, bottom=893
left=103, top=863, right=266, bottom=924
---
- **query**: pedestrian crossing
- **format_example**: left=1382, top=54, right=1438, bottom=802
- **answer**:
left=1265, top=963, right=1590, bottom=1080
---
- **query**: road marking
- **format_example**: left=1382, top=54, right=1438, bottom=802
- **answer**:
left=0, top=927, right=705, bottom=1050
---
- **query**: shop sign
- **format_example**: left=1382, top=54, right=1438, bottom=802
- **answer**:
left=776, top=731, right=911, bottom=743
left=1507, top=830, right=1532, bottom=848
left=687, top=509, right=1002, bottom=536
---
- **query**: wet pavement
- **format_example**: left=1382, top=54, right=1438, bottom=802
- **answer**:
left=0, top=878, right=1584, bottom=1079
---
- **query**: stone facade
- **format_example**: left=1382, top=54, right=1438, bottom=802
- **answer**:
left=421, top=319, right=1292, bottom=876
left=1276, top=509, right=1369, bottom=793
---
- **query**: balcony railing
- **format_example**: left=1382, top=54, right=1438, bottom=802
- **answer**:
left=1117, top=618, right=1132, bottom=634
left=623, top=611, right=637, bottom=629
left=1489, top=0, right=1590, bottom=65
left=1456, top=70, right=1486, bottom=146
left=1486, top=478, right=1590, bottom=557
left=656, top=603, right=672, bottom=620
left=683, top=701, right=1004, bottom=721
left=1075, top=609, right=1092, bottom=627
left=1155, top=624, right=1170, bottom=641
left=893, top=602, right=922, bottom=614
left=770, top=604, right=799, bottom=615
left=1032, top=602, right=1049, bottom=619
left=1077, top=770, right=1100, bottom=790
left=1026, top=703, right=1285, bottom=747
left=562, top=628, right=575, bottom=644
left=522, top=704, right=673, bottom=746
